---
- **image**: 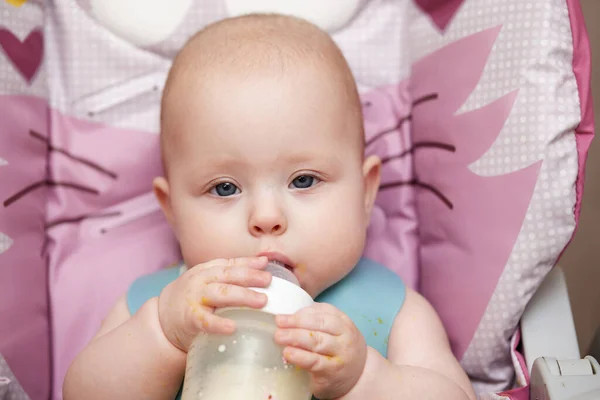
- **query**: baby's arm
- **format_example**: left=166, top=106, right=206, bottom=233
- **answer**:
left=341, top=288, right=477, bottom=400
left=64, top=256, right=270, bottom=400
left=63, top=295, right=186, bottom=400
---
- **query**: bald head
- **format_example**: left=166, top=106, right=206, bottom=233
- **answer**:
left=160, top=13, right=363, bottom=168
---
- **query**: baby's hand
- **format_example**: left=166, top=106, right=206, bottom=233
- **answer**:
left=157, top=256, right=271, bottom=352
left=275, top=303, right=367, bottom=399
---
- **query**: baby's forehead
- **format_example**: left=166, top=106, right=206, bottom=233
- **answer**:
left=160, top=14, right=363, bottom=165
left=163, top=86, right=363, bottom=172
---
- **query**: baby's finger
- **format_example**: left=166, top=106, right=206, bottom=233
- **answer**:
left=202, top=283, right=267, bottom=309
left=276, top=312, right=344, bottom=336
left=293, top=303, right=347, bottom=321
left=193, top=311, right=236, bottom=335
left=274, top=328, right=341, bottom=356
left=212, top=265, right=272, bottom=287
left=196, top=256, right=269, bottom=271
left=282, top=346, right=341, bottom=373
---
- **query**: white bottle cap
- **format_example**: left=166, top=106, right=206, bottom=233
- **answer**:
left=216, top=262, right=313, bottom=316
left=252, top=263, right=313, bottom=315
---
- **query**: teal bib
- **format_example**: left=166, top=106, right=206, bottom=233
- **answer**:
left=127, top=257, right=406, bottom=399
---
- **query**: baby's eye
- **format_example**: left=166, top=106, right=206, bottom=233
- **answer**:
left=210, top=182, right=240, bottom=197
left=290, top=175, right=320, bottom=189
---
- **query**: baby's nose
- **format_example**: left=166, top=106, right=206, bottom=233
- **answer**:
left=249, top=204, right=287, bottom=237
left=250, top=221, right=285, bottom=236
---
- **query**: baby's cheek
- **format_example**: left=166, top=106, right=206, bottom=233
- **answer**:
left=178, top=213, right=242, bottom=264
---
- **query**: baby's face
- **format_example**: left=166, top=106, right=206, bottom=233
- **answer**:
left=156, top=64, right=380, bottom=297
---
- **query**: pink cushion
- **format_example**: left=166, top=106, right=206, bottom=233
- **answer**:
left=0, top=95, right=50, bottom=400
left=46, top=110, right=181, bottom=396
left=0, top=3, right=50, bottom=399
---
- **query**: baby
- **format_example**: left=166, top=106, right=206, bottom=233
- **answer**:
left=64, top=14, right=476, bottom=400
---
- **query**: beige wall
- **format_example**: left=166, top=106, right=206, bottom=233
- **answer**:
left=561, top=0, right=600, bottom=355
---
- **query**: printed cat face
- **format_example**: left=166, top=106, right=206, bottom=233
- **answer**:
left=76, top=0, right=365, bottom=50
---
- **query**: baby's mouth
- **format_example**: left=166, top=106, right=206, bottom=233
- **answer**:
left=268, top=259, right=294, bottom=272
left=265, top=258, right=301, bottom=286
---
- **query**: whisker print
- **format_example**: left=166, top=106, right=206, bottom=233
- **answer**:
left=3, top=180, right=100, bottom=208
left=45, top=211, right=122, bottom=230
left=363, top=91, right=450, bottom=208
left=412, top=93, right=439, bottom=107
left=365, top=115, right=412, bottom=147
left=28, top=130, right=49, bottom=142
left=379, top=179, right=453, bottom=210
left=365, top=92, right=439, bottom=148
left=29, top=130, right=118, bottom=179
left=380, top=141, right=456, bottom=165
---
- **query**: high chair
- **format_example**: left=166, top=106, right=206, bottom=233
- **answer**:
left=0, top=1, right=598, bottom=399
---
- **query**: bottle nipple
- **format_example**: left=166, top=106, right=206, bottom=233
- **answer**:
left=265, top=261, right=300, bottom=287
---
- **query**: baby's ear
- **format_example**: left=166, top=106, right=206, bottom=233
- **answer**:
left=153, top=176, right=174, bottom=227
left=362, top=155, right=381, bottom=222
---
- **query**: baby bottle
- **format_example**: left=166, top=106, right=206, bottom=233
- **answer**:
left=181, top=261, right=314, bottom=400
